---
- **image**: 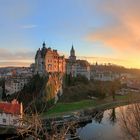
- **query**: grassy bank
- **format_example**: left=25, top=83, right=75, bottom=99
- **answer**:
left=43, top=93, right=140, bottom=118
left=46, top=100, right=97, bottom=115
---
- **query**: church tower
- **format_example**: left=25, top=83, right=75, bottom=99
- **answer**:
left=69, top=45, right=76, bottom=62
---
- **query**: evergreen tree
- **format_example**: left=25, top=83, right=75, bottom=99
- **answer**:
left=2, top=78, right=6, bottom=100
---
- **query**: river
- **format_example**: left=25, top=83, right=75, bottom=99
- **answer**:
left=76, top=103, right=140, bottom=140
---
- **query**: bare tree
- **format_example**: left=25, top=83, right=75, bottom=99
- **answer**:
left=119, top=103, right=140, bottom=140
left=12, top=103, right=78, bottom=140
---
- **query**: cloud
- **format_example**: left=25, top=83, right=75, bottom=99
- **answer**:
left=0, top=48, right=35, bottom=61
left=0, top=48, right=35, bottom=67
left=86, top=0, right=140, bottom=56
left=20, top=24, right=38, bottom=29
left=0, top=62, right=32, bottom=67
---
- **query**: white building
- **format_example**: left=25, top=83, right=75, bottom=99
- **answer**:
left=12, top=78, right=28, bottom=93
left=16, top=67, right=33, bottom=77
left=66, top=45, right=90, bottom=80
left=5, top=77, right=29, bottom=95
left=92, top=71, right=119, bottom=81
left=75, top=60, right=90, bottom=80
left=0, top=99, right=23, bottom=126
left=90, top=65, right=120, bottom=81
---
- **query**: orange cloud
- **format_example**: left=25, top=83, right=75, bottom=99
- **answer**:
left=86, top=0, right=140, bottom=58
left=0, top=48, right=34, bottom=67
left=77, top=56, right=137, bottom=68
left=0, top=62, right=32, bottom=67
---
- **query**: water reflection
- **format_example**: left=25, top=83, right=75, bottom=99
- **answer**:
left=109, top=108, right=117, bottom=125
left=93, top=110, right=104, bottom=124
left=77, top=104, right=140, bottom=140
left=119, top=103, right=140, bottom=140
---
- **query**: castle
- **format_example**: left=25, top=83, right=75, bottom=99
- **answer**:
left=35, top=42, right=90, bottom=80
left=66, top=45, right=90, bottom=80
left=35, top=42, right=65, bottom=75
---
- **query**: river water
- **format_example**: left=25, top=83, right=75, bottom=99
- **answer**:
left=77, top=104, right=139, bottom=140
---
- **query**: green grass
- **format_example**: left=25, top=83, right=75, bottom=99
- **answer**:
left=116, top=95, right=129, bottom=100
left=116, top=93, right=140, bottom=100
left=46, top=100, right=97, bottom=116
left=43, top=93, right=140, bottom=117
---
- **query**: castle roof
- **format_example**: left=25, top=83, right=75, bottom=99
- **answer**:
left=35, top=48, right=41, bottom=59
left=76, top=60, right=90, bottom=67
left=35, top=43, right=65, bottom=59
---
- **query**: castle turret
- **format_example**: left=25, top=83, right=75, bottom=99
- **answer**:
left=35, top=45, right=45, bottom=75
left=41, top=42, right=47, bottom=58
left=42, top=41, right=46, bottom=48
left=69, top=45, right=76, bottom=62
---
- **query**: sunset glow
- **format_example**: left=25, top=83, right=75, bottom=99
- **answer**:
left=0, top=0, right=140, bottom=68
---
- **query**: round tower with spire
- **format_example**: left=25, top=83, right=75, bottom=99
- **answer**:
left=42, top=41, right=46, bottom=48
left=69, top=44, right=76, bottom=62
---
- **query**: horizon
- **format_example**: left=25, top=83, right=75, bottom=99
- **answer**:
left=0, top=44, right=139, bottom=69
left=1, top=0, right=140, bottom=68
left=0, top=52, right=138, bottom=70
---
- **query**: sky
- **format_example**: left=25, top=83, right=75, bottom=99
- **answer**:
left=0, top=0, right=140, bottom=68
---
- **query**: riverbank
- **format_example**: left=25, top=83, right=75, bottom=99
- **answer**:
left=42, top=93, right=140, bottom=118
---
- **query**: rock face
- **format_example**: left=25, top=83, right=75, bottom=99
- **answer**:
left=44, top=73, right=63, bottom=103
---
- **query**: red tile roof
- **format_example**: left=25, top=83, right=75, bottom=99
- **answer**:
left=0, top=102, right=20, bottom=115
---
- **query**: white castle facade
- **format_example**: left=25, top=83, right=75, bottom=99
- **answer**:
left=66, top=45, right=90, bottom=80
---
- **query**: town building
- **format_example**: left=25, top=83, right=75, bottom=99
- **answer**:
left=5, top=77, right=30, bottom=95
left=0, top=99, right=23, bottom=126
left=16, top=67, right=33, bottom=77
left=66, top=45, right=90, bottom=80
left=90, top=64, right=120, bottom=81
left=0, top=67, right=33, bottom=79
left=120, top=74, right=140, bottom=90
left=35, top=42, right=65, bottom=75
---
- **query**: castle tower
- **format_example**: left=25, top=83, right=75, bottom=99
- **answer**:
left=69, top=44, right=76, bottom=62
left=42, top=41, right=46, bottom=48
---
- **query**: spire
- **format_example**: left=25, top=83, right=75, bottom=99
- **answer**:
left=41, top=42, right=47, bottom=58
left=72, top=44, right=74, bottom=51
left=69, top=44, right=76, bottom=61
left=70, top=44, right=75, bottom=56
left=42, top=41, right=46, bottom=48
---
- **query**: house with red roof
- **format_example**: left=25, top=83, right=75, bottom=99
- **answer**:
left=0, top=99, right=23, bottom=126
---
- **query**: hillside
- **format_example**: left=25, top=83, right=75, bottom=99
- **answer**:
left=60, top=75, right=121, bottom=103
